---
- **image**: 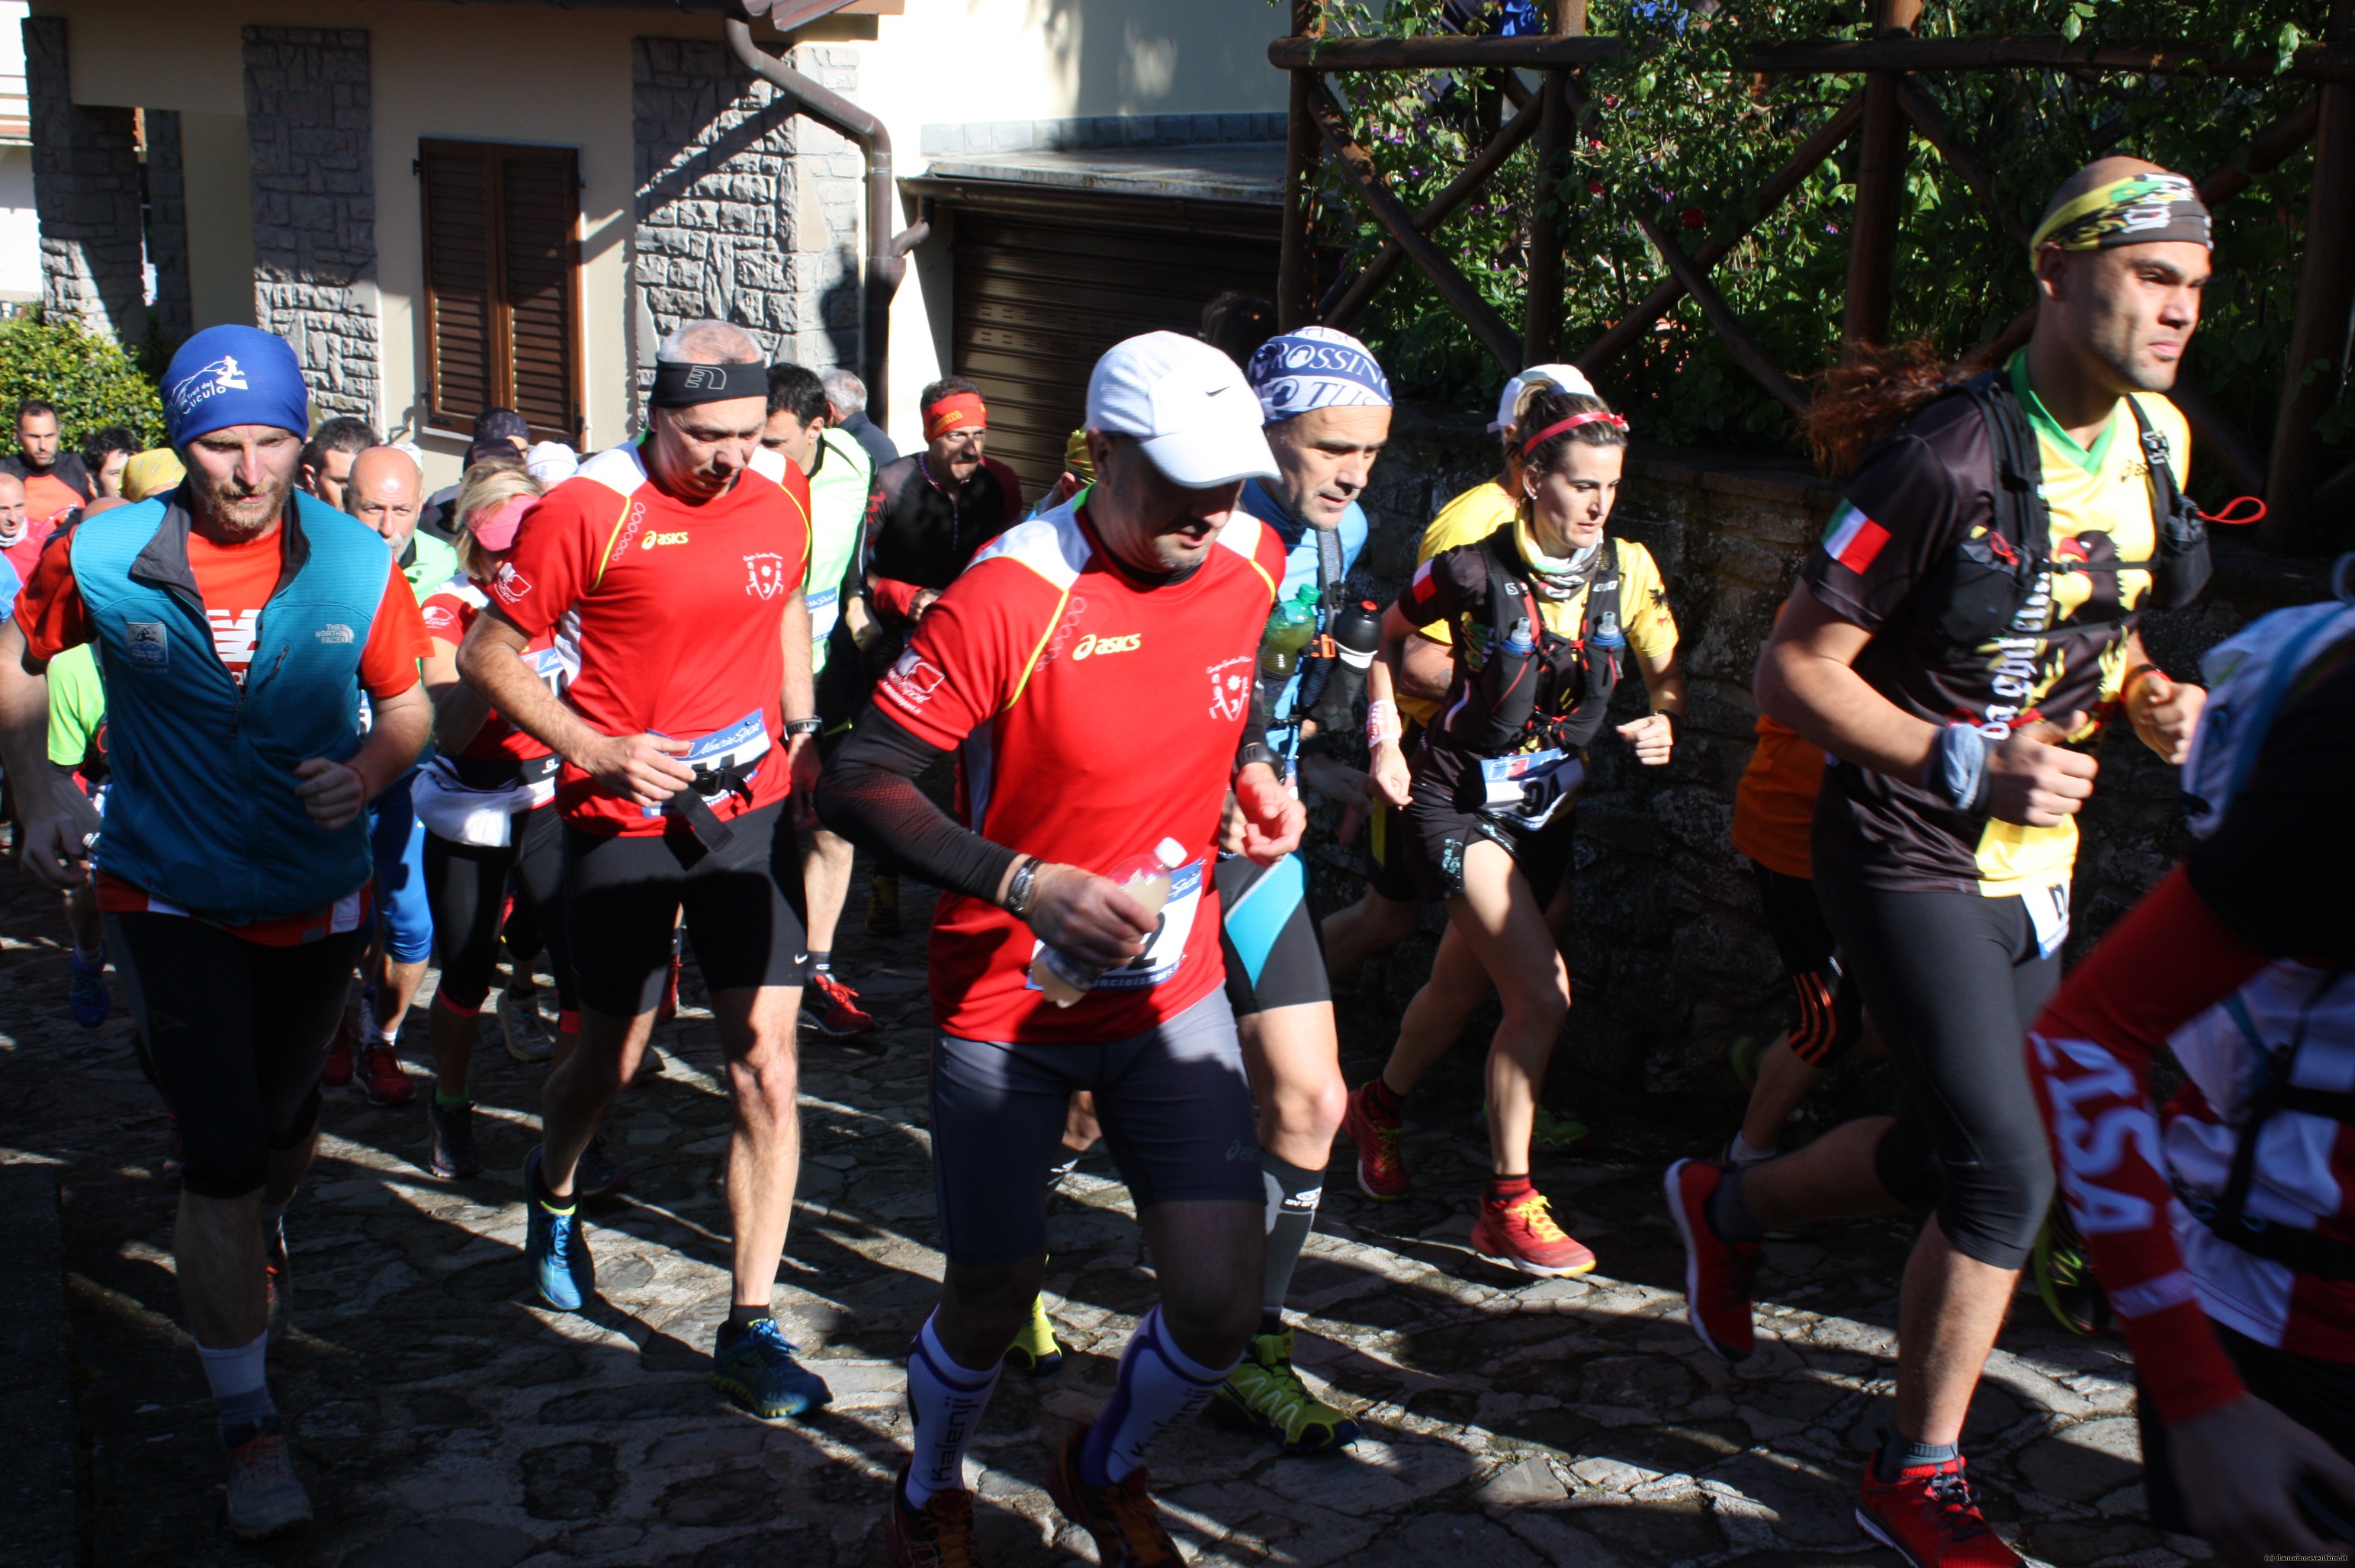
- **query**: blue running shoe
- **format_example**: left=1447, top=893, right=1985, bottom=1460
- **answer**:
left=523, top=1149, right=594, bottom=1311
left=69, top=946, right=110, bottom=1028
left=712, top=1316, right=832, bottom=1420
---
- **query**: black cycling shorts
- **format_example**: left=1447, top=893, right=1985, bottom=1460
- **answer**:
left=1814, top=877, right=2060, bottom=1271
left=426, top=801, right=574, bottom=1017
left=109, top=912, right=366, bottom=1199
left=1750, top=860, right=1864, bottom=1069
left=1216, top=853, right=1331, bottom=1017
left=1364, top=794, right=1419, bottom=906
left=563, top=798, right=809, bottom=1018
left=929, top=991, right=1262, bottom=1267
left=2140, top=1320, right=2355, bottom=1534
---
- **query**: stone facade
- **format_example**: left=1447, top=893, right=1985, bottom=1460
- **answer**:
left=24, top=16, right=147, bottom=346
left=1322, top=410, right=2328, bottom=1104
left=631, top=37, right=865, bottom=406
left=141, top=109, right=194, bottom=352
left=243, top=26, right=378, bottom=426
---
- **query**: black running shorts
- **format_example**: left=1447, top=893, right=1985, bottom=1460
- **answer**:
left=1215, top=853, right=1332, bottom=1017
left=1363, top=793, right=1420, bottom=905
left=562, top=798, right=809, bottom=1017
left=928, top=991, right=1262, bottom=1267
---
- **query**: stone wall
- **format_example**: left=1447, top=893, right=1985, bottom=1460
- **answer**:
left=142, top=108, right=193, bottom=352
left=24, top=16, right=147, bottom=346
left=631, top=37, right=866, bottom=410
left=243, top=26, right=378, bottom=426
left=1318, top=409, right=2331, bottom=1105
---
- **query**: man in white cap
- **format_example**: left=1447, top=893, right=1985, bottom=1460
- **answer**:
left=819, top=330, right=1306, bottom=1566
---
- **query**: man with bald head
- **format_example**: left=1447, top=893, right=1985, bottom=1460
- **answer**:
left=346, top=445, right=455, bottom=599
left=1669, top=158, right=2218, bottom=1565
left=0, top=468, right=45, bottom=584
left=457, top=319, right=831, bottom=1421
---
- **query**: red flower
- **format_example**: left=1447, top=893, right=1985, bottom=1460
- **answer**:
left=1682, top=207, right=1705, bottom=229
left=1589, top=181, right=1606, bottom=197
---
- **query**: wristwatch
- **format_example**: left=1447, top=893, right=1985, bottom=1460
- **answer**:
left=1235, top=741, right=1282, bottom=778
left=1004, top=856, right=1040, bottom=918
left=783, top=717, right=824, bottom=737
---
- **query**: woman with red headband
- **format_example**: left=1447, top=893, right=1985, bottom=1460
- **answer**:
left=1353, top=386, right=1687, bottom=1277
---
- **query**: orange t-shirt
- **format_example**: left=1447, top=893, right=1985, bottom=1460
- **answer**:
left=22, top=470, right=85, bottom=527
left=1730, top=714, right=1826, bottom=880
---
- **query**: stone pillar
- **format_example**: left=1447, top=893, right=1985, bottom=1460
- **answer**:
left=630, top=37, right=864, bottom=416
left=143, top=109, right=194, bottom=350
left=243, top=26, right=378, bottom=426
left=24, top=16, right=148, bottom=345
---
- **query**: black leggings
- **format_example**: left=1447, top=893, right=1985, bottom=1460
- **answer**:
left=109, top=912, right=366, bottom=1199
left=1814, top=877, right=2061, bottom=1271
left=424, top=802, right=575, bottom=1017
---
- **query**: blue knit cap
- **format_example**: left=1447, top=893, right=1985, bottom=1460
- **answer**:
left=162, top=326, right=310, bottom=447
left=1245, top=326, right=1392, bottom=425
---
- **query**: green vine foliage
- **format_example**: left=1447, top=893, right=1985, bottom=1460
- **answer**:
left=1311, top=0, right=2331, bottom=490
left=0, top=310, right=166, bottom=451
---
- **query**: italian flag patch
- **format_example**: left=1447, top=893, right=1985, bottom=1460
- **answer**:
left=1823, top=502, right=1891, bottom=574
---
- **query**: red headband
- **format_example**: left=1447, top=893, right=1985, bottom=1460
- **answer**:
left=924, top=392, right=988, bottom=442
left=1521, top=410, right=1627, bottom=457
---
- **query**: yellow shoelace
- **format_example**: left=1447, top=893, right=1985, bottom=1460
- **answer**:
left=1510, top=1193, right=1569, bottom=1243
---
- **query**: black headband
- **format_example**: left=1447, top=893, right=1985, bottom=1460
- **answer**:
left=650, top=358, right=766, bottom=408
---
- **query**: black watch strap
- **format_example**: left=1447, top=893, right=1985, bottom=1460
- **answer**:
left=1235, top=741, right=1281, bottom=777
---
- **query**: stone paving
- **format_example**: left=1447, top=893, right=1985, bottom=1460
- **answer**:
left=0, top=863, right=2206, bottom=1568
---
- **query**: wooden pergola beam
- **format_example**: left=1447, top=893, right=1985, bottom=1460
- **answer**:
left=1635, top=214, right=1811, bottom=416
left=1270, top=34, right=1624, bottom=71
left=1743, top=35, right=2355, bottom=84
left=2197, top=95, right=2321, bottom=206
left=1304, top=79, right=1524, bottom=369
left=1895, top=78, right=2031, bottom=248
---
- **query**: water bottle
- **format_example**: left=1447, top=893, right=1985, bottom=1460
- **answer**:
left=1308, top=597, right=1383, bottom=736
left=1503, top=615, right=1535, bottom=658
left=1254, top=585, right=1320, bottom=723
left=1030, top=837, right=1188, bottom=1007
left=1590, top=603, right=1625, bottom=651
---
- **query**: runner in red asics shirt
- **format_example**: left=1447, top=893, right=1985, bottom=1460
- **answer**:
left=821, top=330, right=1304, bottom=1566
left=455, top=321, right=831, bottom=1421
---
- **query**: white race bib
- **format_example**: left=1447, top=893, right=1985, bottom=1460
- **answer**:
left=807, top=586, right=840, bottom=647
left=1479, top=748, right=1585, bottom=831
left=2022, top=880, right=2071, bottom=960
left=639, top=710, right=772, bottom=818
left=1026, top=860, right=1205, bottom=992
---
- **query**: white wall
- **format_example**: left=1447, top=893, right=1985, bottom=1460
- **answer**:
left=0, top=1, right=36, bottom=301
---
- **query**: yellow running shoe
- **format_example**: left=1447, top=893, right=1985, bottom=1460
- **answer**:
left=1210, top=1327, right=1361, bottom=1454
left=1003, top=1290, right=1064, bottom=1377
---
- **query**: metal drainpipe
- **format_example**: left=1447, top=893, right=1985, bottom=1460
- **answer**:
left=724, top=13, right=929, bottom=426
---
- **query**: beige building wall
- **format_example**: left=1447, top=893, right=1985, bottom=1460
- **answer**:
left=175, top=109, right=253, bottom=332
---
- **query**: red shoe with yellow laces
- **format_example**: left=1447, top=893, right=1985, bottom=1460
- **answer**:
left=1341, top=1080, right=1409, bottom=1200
left=1855, top=1451, right=2024, bottom=1567
left=1470, top=1187, right=1596, bottom=1277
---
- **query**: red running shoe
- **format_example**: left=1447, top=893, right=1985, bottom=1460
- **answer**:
left=1664, top=1157, right=1762, bottom=1362
left=321, top=1016, right=355, bottom=1089
left=1045, top=1427, right=1183, bottom=1567
left=358, top=1044, right=415, bottom=1107
left=1341, top=1081, right=1409, bottom=1200
left=1855, top=1452, right=2023, bottom=1567
left=805, top=971, right=879, bottom=1036
left=882, top=1465, right=980, bottom=1566
left=1470, top=1189, right=1596, bottom=1277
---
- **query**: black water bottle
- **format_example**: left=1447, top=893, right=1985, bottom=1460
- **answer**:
left=1308, top=597, right=1383, bottom=737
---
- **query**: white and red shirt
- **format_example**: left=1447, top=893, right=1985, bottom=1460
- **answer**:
left=491, top=442, right=812, bottom=837
left=882, top=497, right=1285, bottom=1044
left=419, top=577, right=576, bottom=764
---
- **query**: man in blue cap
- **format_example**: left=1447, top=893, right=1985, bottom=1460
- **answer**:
left=0, top=325, right=432, bottom=1540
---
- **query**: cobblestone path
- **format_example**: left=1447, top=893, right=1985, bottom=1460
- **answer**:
left=0, top=865, right=2202, bottom=1567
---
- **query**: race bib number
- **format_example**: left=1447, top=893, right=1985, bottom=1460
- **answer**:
left=1479, top=748, right=1585, bottom=831
left=1026, top=860, right=1205, bottom=993
left=2022, top=880, right=2071, bottom=960
left=640, top=709, right=772, bottom=818
left=807, top=586, right=839, bottom=647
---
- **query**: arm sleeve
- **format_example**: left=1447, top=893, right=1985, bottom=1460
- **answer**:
left=1396, top=546, right=1479, bottom=631
left=2026, top=863, right=2271, bottom=1424
left=14, top=527, right=91, bottom=663
left=358, top=563, right=433, bottom=699
left=815, top=706, right=1017, bottom=902
left=1799, top=432, right=1964, bottom=633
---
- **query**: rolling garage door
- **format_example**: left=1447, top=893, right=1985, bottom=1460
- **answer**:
left=949, top=211, right=1280, bottom=499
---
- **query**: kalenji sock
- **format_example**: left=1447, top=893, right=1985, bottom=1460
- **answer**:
left=196, top=1332, right=275, bottom=1439
left=1875, top=1427, right=1961, bottom=1483
left=1727, top=1132, right=1777, bottom=1166
left=1707, top=1165, right=1769, bottom=1245
left=1365, top=1077, right=1406, bottom=1117
left=806, top=949, right=833, bottom=978
left=1078, top=1306, right=1234, bottom=1489
left=1488, top=1174, right=1535, bottom=1205
left=1260, top=1152, right=1325, bottom=1316
left=902, top=1312, right=1002, bottom=1507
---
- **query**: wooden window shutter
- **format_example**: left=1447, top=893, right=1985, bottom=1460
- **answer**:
left=420, top=140, right=583, bottom=442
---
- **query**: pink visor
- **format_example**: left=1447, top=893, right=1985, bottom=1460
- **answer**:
left=469, top=495, right=537, bottom=551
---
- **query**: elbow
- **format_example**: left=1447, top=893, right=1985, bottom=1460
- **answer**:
left=1753, top=641, right=1798, bottom=730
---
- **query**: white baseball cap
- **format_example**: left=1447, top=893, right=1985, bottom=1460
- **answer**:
left=1490, top=362, right=1598, bottom=432
left=1086, top=331, right=1278, bottom=488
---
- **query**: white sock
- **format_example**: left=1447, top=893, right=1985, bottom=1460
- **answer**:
left=1079, top=1306, right=1236, bottom=1487
left=1728, top=1132, right=1777, bottom=1166
left=196, top=1332, right=275, bottom=1428
left=902, top=1312, right=1001, bottom=1507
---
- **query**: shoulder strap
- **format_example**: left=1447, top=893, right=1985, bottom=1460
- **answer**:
left=1959, top=371, right=2047, bottom=573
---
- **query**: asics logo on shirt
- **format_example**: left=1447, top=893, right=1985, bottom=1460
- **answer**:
left=641, top=529, right=689, bottom=550
left=207, top=609, right=259, bottom=675
left=1071, top=631, right=1140, bottom=660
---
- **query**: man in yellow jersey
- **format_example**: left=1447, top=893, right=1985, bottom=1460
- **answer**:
left=1668, top=158, right=2214, bottom=1566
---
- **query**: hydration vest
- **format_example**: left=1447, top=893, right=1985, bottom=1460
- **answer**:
left=1442, top=530, right=1627, bottom=755
left=1914, top=371, right=2210, bottom=649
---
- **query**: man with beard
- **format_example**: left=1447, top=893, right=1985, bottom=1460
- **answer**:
left=0, top=325, right=432, bottom=1538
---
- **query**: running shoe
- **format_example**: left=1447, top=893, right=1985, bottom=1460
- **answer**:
left=2030, top=1205, right=2112, bottom=1336
left=68, top=946, right=110, bottom=1027
left=574, top=1135, right=631, bottom=1200
left=1470, top=1190, right=1596, bottom=1277
left=1210, top=1326, right=1361, bottom=1454
left=429, top=1099, right=481, bottom=1179
left=263, top=1217, right=292, bottom=1346
left=711, top=1316, right=833, bottom=1419
left=358, top=1044, right=414, bottom=1108
left=523, top=1148, right=595, bottom=1312
left=1341, top=1081, right=1409, bottom=1200
left=1664, top=1158, right=1762, bottom=1362
left=500, top=988, right=553, bottom=1064
left=222, top=1415, right=312, bottom=1540
left=1046, top=1425, right=1183, bottom=1567
left=866, top=872, right=901, bottom=937
left=1004, top=1291, right=1064, bottom=1377
left=322, top=1015, right=355, bottom=1090
left=882, top=1465, right=980, bottom=1566
left=805, top=970, right=879, bottom=1036
left=1855, top=1448, right=2023, bottom=1567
